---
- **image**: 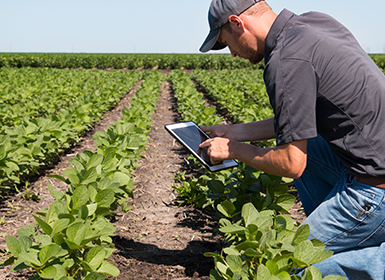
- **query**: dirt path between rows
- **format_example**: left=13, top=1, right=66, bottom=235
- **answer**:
left=0, top=74, right=305, bottom=279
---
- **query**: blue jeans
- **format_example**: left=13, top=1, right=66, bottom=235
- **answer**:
left=294, top=136, right=385, bottom=279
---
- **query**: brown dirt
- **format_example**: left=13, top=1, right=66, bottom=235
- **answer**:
left=0, top=74, right=306, bottom=279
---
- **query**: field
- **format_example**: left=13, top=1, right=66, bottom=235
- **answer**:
left=0, top=53, right=384, bottom=280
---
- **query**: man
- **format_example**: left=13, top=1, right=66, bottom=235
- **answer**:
left=199, top=0, right=385, bottom=278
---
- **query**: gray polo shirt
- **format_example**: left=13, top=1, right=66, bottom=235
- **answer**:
left=264, top=9, right=385, bottom=177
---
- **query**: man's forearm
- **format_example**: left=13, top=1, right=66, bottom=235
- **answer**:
left=229, top=139, right=307, bottom=179
left=233, top=117, right=275, bottom=142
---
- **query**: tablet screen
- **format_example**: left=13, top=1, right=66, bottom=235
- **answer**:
left=171, top=124, right=213, bottom=166
left=165, top=121, right=238, bottom=172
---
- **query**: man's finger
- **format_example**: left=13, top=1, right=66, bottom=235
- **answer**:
left=199, top=139, right=212, bottom=148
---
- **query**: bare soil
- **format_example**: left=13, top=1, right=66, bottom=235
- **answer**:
left=0, top=73, right=305, bottom=279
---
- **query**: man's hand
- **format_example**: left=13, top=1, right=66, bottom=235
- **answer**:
left=199, top=137, right=234, bottom=165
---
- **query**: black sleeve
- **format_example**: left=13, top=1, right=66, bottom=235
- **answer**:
left=265, top=58, right=318, bottom=145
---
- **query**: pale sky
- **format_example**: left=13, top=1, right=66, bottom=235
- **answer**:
left=1, top=0, right=384, bottom=54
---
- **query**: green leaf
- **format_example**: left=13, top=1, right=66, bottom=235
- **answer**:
left=82, top=167, right=98, bottom=185
left=254, top=215, right=274, bottom=232
left=242, top=203, right=260, bottom=227
left=52, top=264, right=67, bottom=279
left=236, top=241, right=260, bottom=251
left=274, top=215, right=294, bottom=231
left=35, top=235, right=52, bottom=246
left=204, top=252, right=222, bottom=258
left=323, top=276, right=346, bottom=280
left=17, top=226, right=35, bottom=237
left=80, top=260, right=94, bottom=272
left=216, top=261, right=230, bottom=276
left=33, top=215, right=53, bottom=235
left=292, top=224, right=310, bottom=246
left=39, top=244, right=66, bottom=265
left=86, top=203, right=98, bottom=216
left=226, top=254, right=243, bottom=273
left=257, top=264, right=271, bottom=279
left=310, top=239, right=326, bottom=251
left=47, top=174, right=70, bottom=185
left=78, top=205, right=89, bottom=220
left=63, top=169, right=81, bottom=185
left=265, top=260, right=278, bottom=275
left=85, top=247, right=107, bottom=270
left=113, top=172, right=131, bottom=186
left=65, top=222, right=86, bottom=249
left=71, top=185, right=89, bottom=210
left=47, top=181, right=64, bottom=200
left=277, top=271, right=291, bottom=280
left=203, top=106, right=216, bottom=115
left=302, top=266, right=323, bottom=280
left=37, top=265, right=56, bottom=279
left=83, top=272, right=106, bottom=280
left=19, top=252, right=42, bottom=267
left=209, top=269, right=224, bottom=280
left=244, top=248, right=262, bottom=257
left=294, top=240, right=333, bottom=267
left=275, top=194, right=296, bottom=212
left=51, top=218, right=70, bottom=235
left=0, top=144, right=6, bottom=161
left=19, top=236, right=32, bottom=253
left=86, top=153, right=104, bottom=169
left=219, top=224, right=246, bottom=234
left=95, top=189, right=115, bottom=208
left=97, top=261, right=120, bottom=277
left=245, top=224, right=259, bottom=241
left=6, top=236, right=21, bottom=257
left=217, top=201, right=236, bottom=218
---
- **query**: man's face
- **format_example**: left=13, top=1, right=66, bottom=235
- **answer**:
left=218, top=22, right=264, bottom=65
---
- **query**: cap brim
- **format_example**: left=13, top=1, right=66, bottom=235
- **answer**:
left=199, top=28, right=227, bottom=53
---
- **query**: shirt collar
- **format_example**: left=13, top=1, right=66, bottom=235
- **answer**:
left=264, top=9, right=295, bottom=62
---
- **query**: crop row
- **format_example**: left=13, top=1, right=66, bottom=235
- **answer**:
left=0, top=53, right=263, bottom=71
left=192, top=69, right=273, bottom=124
left=1, top=53, right=384, bottom=71
left=2, top=70, right=166, bottom=279
left=168, top=71, right=342, bottom=279
left=0, top=68, right=142, bottom=192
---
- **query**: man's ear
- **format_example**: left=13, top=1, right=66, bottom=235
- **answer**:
left=228, top=15, right=245, bottom=31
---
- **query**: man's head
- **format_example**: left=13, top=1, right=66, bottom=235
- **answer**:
left=199, top=0, right=263, bottom=53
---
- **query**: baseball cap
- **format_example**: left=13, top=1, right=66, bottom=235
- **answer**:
left=200, top=0, right=262, bottom=53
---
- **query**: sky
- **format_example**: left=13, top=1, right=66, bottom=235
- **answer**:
left=1, top=0, right=384, bottom=54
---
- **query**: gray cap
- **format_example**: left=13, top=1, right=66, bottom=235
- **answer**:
left=200, top=0, right=261, bottom=53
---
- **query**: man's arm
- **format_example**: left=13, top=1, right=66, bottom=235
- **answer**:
left=200, top=117, right=276, bottom=142
left=199, top=137, right=307, bottom=179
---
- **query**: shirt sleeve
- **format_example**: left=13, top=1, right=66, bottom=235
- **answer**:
left=264, top=58, right=318, bottom=146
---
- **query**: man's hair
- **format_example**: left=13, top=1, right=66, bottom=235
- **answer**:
left=222, top=1, right=272, bottom=34
left=243, top=0, right=272, bottom=16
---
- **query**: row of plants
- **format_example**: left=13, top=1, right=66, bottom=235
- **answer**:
left=0, top=53, right=264, bottom=70
left=1, top=53, right=384, bottom=71
left=0, top=68, right=141, bottom=127
left=370, top=54, right=385, bottom=70
left=169, top=71, right=344, bottom=279
left=200, top=70, right=267, bottom=104
left=0, top=68, right=142, bottom=192
left=1, top=70, right=166, bottom=279
left=192, top=69, right=273, bottom=124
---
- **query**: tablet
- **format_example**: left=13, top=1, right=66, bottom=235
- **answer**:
left=165, top=121, right=238, bottom=172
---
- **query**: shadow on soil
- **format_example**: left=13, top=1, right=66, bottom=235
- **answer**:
left=113, top=236, right=222, bottom=277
